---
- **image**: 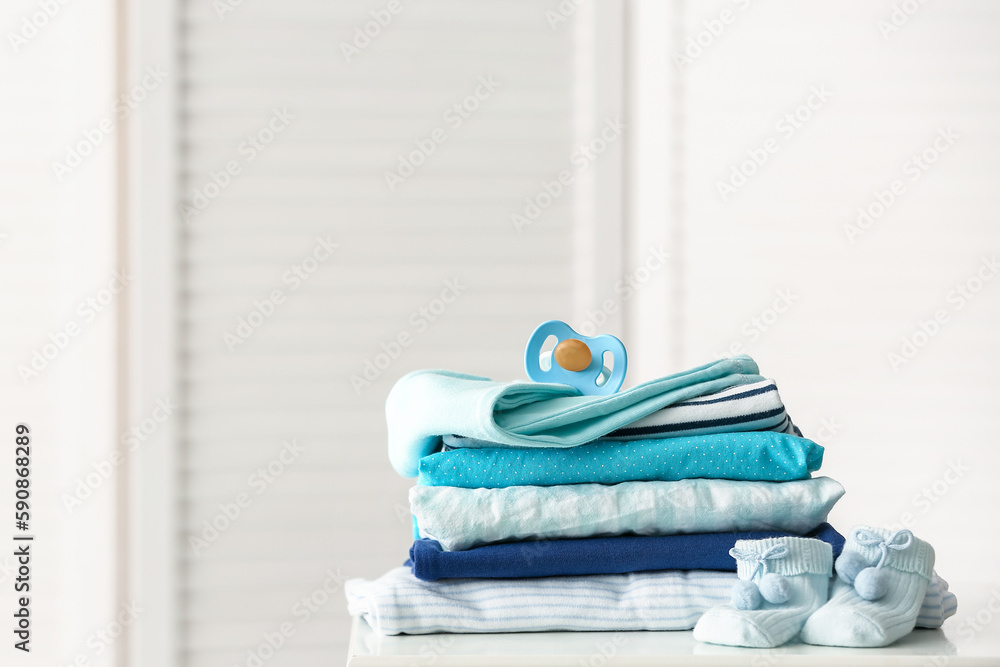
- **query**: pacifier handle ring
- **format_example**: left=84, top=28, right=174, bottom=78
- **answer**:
left=597, top=334, right=627, bottom=391
left=524, top=320, right=573, bottom=379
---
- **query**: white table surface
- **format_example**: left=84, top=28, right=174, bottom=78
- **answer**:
left=346, top=582, right=1000, bottom=666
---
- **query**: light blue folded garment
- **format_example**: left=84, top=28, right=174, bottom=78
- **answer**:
left=419, top=431, right=824, bottom=488
left=387, top=355, right=764, bottom=477
left=410, top=476, right=845, bottom=551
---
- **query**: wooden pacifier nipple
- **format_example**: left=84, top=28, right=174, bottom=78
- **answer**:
left=553, top=339, right=592, bottom=372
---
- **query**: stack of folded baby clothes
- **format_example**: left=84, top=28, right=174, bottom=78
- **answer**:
left=345, top=355, right=957, bottom=639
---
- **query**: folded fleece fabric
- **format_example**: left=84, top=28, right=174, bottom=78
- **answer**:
left=387, top=355, right=765, bottom=477
left=345, top=566, right=957, bottom=636
left=409, top=523, right=845, bottom=581
left=410, top=476, right=845, bottom=551
left=419, top=431, right=823, bottom=488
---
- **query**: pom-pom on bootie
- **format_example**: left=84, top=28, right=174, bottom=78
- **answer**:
left=800, top=526, right=935, bottom=647
left=727, top=544, right=793, bottom=610
left=694, top=537, right=833, bottom=648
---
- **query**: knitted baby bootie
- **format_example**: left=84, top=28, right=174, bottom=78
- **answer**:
left=694, top=536, right=832, bottom=648
left=800, top=525, right=934, bottom=647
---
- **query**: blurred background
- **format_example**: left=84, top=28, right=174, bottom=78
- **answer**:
left=1, top=0, right=999, bottom=665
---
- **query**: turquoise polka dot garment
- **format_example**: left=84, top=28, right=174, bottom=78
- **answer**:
left=417, top=431, right=823, bottom=488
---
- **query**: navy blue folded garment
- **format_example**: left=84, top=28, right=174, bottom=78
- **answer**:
left=407, top=523, right=844, bottom=581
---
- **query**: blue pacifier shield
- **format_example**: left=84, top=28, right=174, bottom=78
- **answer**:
left=524, top=320, right=627, bottom=395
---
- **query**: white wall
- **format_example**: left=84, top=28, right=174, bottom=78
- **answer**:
left=0, top=0, right=121, bottom=665
left=626, top=0, right=1000, bottom=593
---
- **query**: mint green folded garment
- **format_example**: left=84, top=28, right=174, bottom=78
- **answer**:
left=410, top=476, right=846, bottom=551
left=387, top=355, right=764, bottom=477
left=418, top=432, right=824, bottom=488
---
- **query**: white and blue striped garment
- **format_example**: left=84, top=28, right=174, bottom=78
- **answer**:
left=346, top=567, right=957, bottom=636
left=916, top=573, right=959, bottom=629
left=602, top=379, right=801, bottom=440
left=442, top=379, right=799, bottom=450
left=346, top=567, right=736, bottom=635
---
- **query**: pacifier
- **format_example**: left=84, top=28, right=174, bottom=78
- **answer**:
left=524, top=320, right=627, bottom=395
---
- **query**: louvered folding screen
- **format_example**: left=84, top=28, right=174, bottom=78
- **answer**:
left=177, top=1, right=615, bottom=664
